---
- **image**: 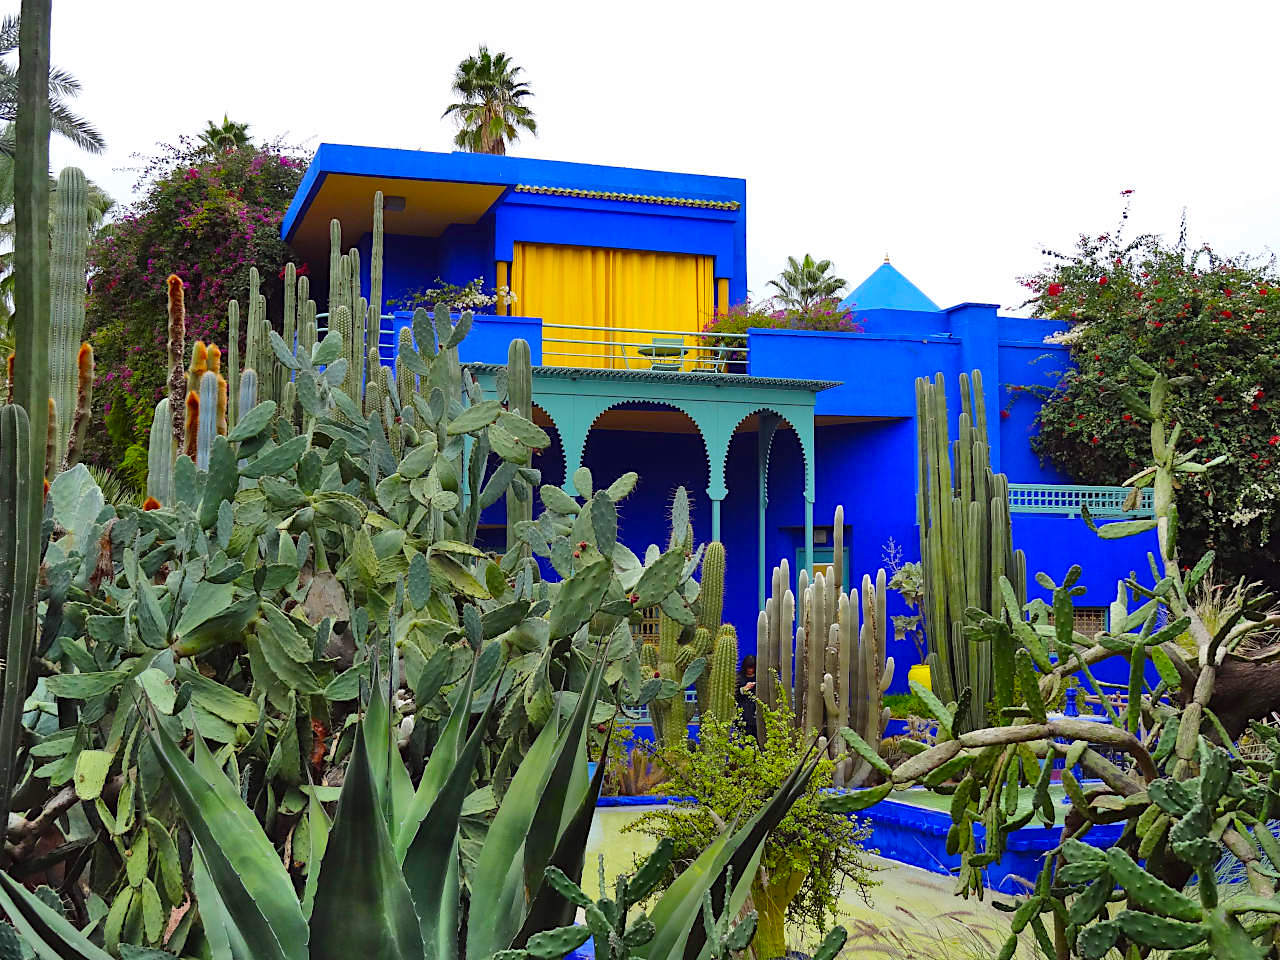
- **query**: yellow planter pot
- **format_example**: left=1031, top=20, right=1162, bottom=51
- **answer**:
left=907, top=663, right=932, bottom=691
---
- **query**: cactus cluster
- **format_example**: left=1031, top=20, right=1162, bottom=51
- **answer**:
left=639, top=487, right=751, bottom=744
left=916, top=369, right=1026, bottom=731
left=756, top=504, right=895, bottom=788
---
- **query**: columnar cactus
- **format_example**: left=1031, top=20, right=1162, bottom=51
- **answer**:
left=654, top=629, right=685, bottom=750
left=227, top=299, right=240, bottom=428
left=195, top=371, right=218, bottom=470
left=47, top=167, right=88, bottom=466
left=370, top=190, right=384, bottom=327
left=706, top=624, right=738, bottom=726
left=697, top=541, right=725, bottom=631
left=505, top=338, right=534, bottom=552
left=915, top=370, right=1026, bottom=730
left=238, top=369, right=258, bottom=418
left=166, top=274, right=187, bottom=463
left=759, top=504, right=894, bottom=787
left=59, top=342, right=93, bottom=472
left=146, top=398, right=173, bottom=505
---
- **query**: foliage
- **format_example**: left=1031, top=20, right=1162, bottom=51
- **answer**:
left=0, top=12, right=103, bottom=156
left=883, top=691, right=931, bottom=719
left=883, top=537, right=927, bottom=663
left=832, top=360, right=1280, bottom=959
left=602, top=739, right=671, bottom=797
left=767, top=254, right=847, bottom=312
left=389, top=275, right=517, bottom=314
left=701, top=298, right=863, bottom=371
left=84, top=136, right=307, bottom=477
left=626, top=698, right=875, bottom=958
left=198, top=114, right=251, bottom=155
left=443, top=45, right=537, bottom=155
left=1019, top=202, right=1280, bottom=586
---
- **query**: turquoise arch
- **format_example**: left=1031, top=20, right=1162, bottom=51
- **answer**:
left=467, top=364, right=835, bottom=595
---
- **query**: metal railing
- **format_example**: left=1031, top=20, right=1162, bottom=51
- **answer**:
left=1007, top=483, right=1154, bottom=518
left=541, top=323, right=748, bottom=373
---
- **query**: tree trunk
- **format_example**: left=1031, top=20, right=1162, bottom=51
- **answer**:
left=750, top=866, right=807, bottom=960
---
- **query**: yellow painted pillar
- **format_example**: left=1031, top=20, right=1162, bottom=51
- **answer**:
left=496, top=261, right=510, bottom=315
left=716, top=277, right=729, bottom=315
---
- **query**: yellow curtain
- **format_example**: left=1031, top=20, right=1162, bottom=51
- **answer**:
left=512, top=242, right=714, bottom=369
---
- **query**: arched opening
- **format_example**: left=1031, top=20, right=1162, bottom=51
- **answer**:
left=719, top=409, right=809, bottom=648
left=580, top=401, right=711, bottom=554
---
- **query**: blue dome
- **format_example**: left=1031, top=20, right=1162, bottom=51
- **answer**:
left=839, top=261, right=940, bottom=313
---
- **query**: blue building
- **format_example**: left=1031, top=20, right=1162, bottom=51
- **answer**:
left=282, top=144, right=1156, bottom=692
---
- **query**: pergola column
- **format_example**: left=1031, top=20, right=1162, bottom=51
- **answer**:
left=756, top=413, right=781, bottom=610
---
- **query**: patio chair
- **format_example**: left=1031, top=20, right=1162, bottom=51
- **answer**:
left=635, top=336, right=687, bottom=371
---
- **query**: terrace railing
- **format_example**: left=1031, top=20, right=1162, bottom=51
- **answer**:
left=541, top=323, right=748, bottom=373
left=1007, top=483, right=1154, bottom=518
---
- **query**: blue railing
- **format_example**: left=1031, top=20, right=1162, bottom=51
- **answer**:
left=1007, top=484, right=1154, bottom=518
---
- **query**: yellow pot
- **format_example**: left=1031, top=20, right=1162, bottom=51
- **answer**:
left=907, top=663, right=932, bottom=692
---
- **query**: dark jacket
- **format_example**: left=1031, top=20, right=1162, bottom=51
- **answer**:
left=735, top=671, right=758, bottom=736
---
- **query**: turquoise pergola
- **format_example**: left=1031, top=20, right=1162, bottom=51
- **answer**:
left=470, top=365, right=838, bottom=607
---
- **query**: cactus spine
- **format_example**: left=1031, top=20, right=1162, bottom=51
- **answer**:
left=707, top=624, right=738, bottom=726
left=760, top=505, right=894, bottom=787
left=47, top=167, right=88, bottom=466
left=915, top=370, right=1025, bottom=730
left=146, top=399, right=173, bottom=505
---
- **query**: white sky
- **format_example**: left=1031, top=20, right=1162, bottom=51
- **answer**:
left=47, top=0, right=1280, bottom=313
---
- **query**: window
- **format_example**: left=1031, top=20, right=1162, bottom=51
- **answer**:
left=1048, top=606, right=1108, bottom=636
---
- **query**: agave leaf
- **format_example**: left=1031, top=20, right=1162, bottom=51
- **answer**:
left=300, top=787, right=332, bottom=921
left=401, top=670, right=498, bottom=960
left=464, top=704, right=566, bottom=960
left=394, top=660, right=477, bottom=859
left=522, top=652, right=608, bottom=907
left=309, top=723, right=424, bottom=960
left=145, top=717, right=307, bottom=960
left=0, top=870, right=113, bottom=959
left=514, top=719, right=614, bottom=946
left=192, top=844, right=247, bottom=960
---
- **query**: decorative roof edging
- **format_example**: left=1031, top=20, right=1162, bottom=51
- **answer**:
left=465, top=363, right=837, bottom=392
left=512, top=184, right=740, bottom=211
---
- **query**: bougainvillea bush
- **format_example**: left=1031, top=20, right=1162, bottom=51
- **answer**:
left=85, top=136, right=308, bottom=484
left=1021, top=202, right=1280, bottom=586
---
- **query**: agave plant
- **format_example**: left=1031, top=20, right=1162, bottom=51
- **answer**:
left=1, top=640, right=824, bottom=960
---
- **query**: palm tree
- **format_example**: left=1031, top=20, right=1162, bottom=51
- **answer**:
left=0, top=13, right=104, bottom=156
left=767, top=254, right=847, bottom=312
left=442, top=46, right=536, bottom=155
left=198, top=114, right=252, bottom=155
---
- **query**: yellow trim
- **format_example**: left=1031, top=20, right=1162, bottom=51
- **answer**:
left=512, top=242, right=714, bottom=370
left=512, top=184, right=739, bottom=211
left=716, top=278, right=729, bottom=314
left=496, top=261, right=510, bottom=316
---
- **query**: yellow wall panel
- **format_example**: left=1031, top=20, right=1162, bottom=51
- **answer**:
left=513, top=242, right=713, bottom=370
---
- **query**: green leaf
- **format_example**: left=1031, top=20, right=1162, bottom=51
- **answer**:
left=1097, top=518, right=1159, bottom=540
left=135, top=577, right=169, bottom=649
left=310, top=719, right=425, bottom=960
left=446, top=399, right=504, bottom=435
left=311, top=331, right=343, bottom=367
left=137, top=669, right=176, bottom=715
left=145, top=720, right=308, bottom=960
left=548, top=559, right=613, bottom=639
left=148, top=817, right=184, bottom=905
left=633, top=547, right=686, bottom=608
left=0, top=870, right=115, bottom=959
left=45, top=670, right=128, bottom=699
left=174, top=666, right=259, bottom=724
left=228, top=401, right=278, bottom=442
left=240, top=435, right=310, bottom=479
left=74, top=749, right=113, bottom=801
left=820, top=782, right=892, bottom=813
left=908, top=679, right=954, bottom=739
left=174, top=581, right=236, bottom=641
left=126, top=825, right=150, bottom=887
left=589, top=493, right=617, bottom=557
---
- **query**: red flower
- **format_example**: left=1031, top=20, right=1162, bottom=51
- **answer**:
left=1253, top=403, right=1261, bottom=411
left=1090, top=436, right=1100, bottom=445
left=1216, top=396, right=1223, bottom=403
left=1256, top=390, right=1265, bottom=399
left=1195, top=437, right=1204, bottom=444
left=999, top=410, right=1011, bottom=419
left=1221, top=310, right=1233, bottom=319
left=1093, top=354, right=1101, bottom=361
left=1122, top=413, right=1133, bottom=421
left=1269, top=436, right=1279, bottom=446
left=1099, top=276, right=1109, bottom=286
left=1047, top=283, right=1063, bottom=297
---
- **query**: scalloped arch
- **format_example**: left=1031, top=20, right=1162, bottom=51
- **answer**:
left=578, top=399, right=712, bottom=490
left=530, top=401, right=567, bottom=487
left=711, top=405, right=815, bottom=507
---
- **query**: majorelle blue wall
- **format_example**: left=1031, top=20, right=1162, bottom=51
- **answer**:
left=282, top=144, right=749, bottom=310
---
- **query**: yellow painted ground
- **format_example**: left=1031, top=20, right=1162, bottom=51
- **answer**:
left=585, top=807, right=1038, bottom=959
